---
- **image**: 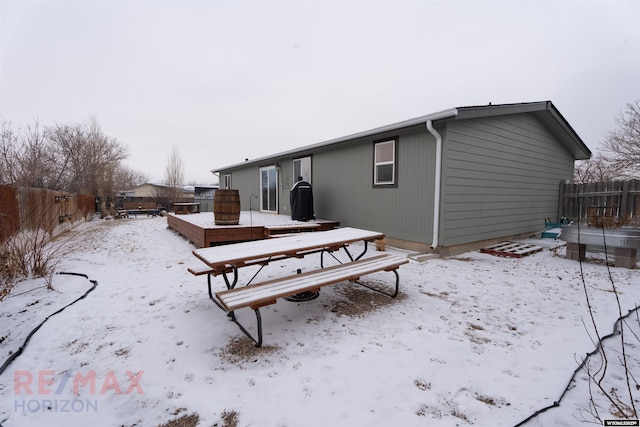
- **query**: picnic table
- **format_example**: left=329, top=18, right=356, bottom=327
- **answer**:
left=174, top=202, right=200, bottom=214
left=189, top=227, right=408, bottom=346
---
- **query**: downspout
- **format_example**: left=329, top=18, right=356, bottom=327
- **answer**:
left=426, top=120, right=443, bottom=249
left=426, top=109, right=457, bottom=250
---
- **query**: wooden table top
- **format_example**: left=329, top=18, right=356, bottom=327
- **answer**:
left=192, top=227, right=384, bottom=271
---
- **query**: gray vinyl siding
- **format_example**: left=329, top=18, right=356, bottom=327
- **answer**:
left=310, top=126, right=435, bottom=243
left=440, top=114, right=575, bottom=247
left=218, top=109, right=581, bottom=251
left=221, top=126, right=437, bottom=244
left=224, top=167, right=261, bottom=211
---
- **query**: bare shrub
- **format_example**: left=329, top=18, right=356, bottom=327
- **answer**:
left=575, top=226, right=638, bottom=422
left=0, top=225, right=73, bottom=294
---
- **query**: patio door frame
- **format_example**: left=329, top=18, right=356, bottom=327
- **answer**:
left=259, top=165, right=278, bottom=213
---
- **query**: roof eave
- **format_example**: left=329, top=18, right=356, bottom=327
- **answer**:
left=544, top=103, right=592, bottom=160
left=212, top=108, right=458, bottom=173
left=456, top=101, right=592, bottom=160
left=212, top=101, right=591, bottom=172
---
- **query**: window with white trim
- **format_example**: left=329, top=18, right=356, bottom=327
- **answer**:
left=293, top=156, right=311, bottom=185
left=223, top=174, right=231, bottom=189
left=373, top=139, right=397, bottom=186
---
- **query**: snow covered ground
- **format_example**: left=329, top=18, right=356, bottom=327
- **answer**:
left=0, top=215, right=638, bottom=427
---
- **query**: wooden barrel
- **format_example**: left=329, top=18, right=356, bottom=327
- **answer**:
left=214, top=189, right=240, bottom=225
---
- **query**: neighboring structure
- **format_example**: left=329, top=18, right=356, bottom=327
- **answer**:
left=194, top=185, right=218, bottom=212
left=212, top=101, right=591, bottom=255
left=117, top=183, right=194, bottom=198
left=116, top=183, right=195, bottom=211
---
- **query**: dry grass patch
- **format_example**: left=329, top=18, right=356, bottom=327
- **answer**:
left=219, top=410, right=239, bottom=427
left=219, top=336, right=280, bottom=366
left=158, top=412, right=199, bottom=427
left=330, top=283, right=406, bottom=318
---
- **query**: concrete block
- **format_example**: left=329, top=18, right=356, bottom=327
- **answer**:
left=615, top=248, right=637, bottom=269
left=566, top=242, right=586, bottom=261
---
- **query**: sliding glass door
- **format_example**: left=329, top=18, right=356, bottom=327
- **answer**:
left=260, top=166, right=278, bottom=213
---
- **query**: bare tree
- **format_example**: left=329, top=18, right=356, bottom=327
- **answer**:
left=601, top=100, right=640, bottom=178
left=4, top=120, right=58, bottom=189
left=574, top=243, right=638, bottom=423
left=82, top=118, right=128, bottom=215
left=574, top=154, right=618, bottom=183
left=1, top=116, right=146, bottom=295
left=0, top=119, right=20, bottom=185
left=46, top=122, right=86, bottom=191
left=46, top=120, right=144, bottom=194
left=1, top=116, right=146, bottom=218
left=164, top=146, right=185, bottom=206
left=113, top=165, right=147, bottom=191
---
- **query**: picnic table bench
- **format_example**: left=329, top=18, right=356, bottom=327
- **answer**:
left=189, top=227, right=408, bottom=347
left=127, top=208, right=160, bottom=217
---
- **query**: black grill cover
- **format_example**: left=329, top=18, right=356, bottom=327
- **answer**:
left=290, top=179, right=315, bottom=221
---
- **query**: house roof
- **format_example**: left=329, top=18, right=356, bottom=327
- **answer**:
left=212, top=101, right=591, bottom=173
left=454, top=101, right=591, bottom=160
left=118, top=183, right=196, bottom=193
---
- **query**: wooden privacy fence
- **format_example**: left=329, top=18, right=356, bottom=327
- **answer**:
left=561, top=179, right=640, bottom=226
left=0, top=185, right=96, bottom=243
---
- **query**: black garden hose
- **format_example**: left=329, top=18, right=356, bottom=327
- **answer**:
left=514, top=304, right=640, bottom=426
left=0, top=272, right=98, bottom=377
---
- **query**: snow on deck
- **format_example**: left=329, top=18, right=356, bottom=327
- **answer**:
left=168, top=211, right=327, bottom=228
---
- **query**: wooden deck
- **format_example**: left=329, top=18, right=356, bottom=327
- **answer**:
left=167, top=211, right=339, bottom=247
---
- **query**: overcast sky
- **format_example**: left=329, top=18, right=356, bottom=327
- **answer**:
left=1, top=0, right=639, bottom=185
